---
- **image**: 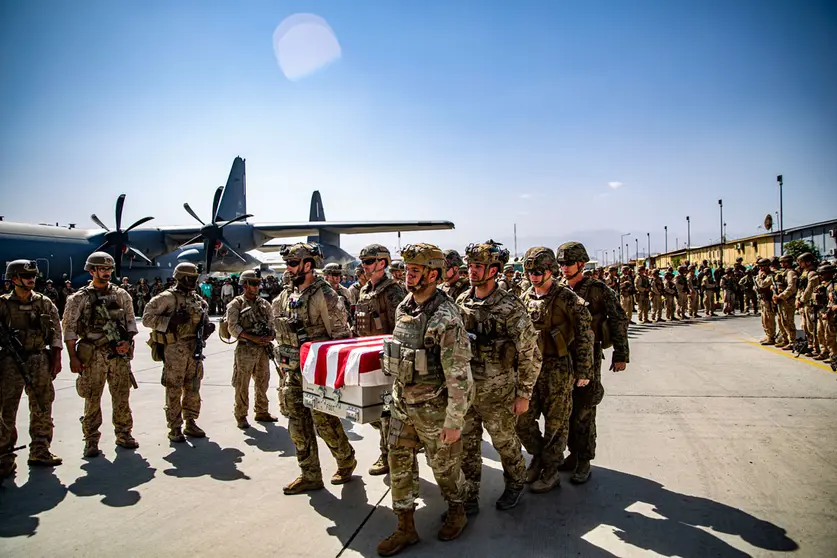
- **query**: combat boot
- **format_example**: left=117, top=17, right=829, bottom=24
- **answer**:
left=775, top=340, right=788, bottom=348
left=116, top=436, right=139, bottom=449
left=83, top=441, right=101, bottom=458
left=236, top=418, right=251, bottom=429
left=524, top=455, right=542, bottom=484
left=27, top=449, right=63, bottom=467
left=557, top=453, right=577, bottom=472
left=254, top=413, right=278, bottom=422
left=0, top=460, right=17, bottom=478
left=437, top=502, right=467, bottom=541
left=183, top=420, right=206, bottom=438
left=441, top=498, right=479, bottom=521
left=369, top=454, right=390, bottom=476
left=168, top=427, right=186, bottom=443
left=331, top=458, right=357, bottom=485
left=571, top=460, right=592, bottom=484
left=759, top=337, right=775, bottom=345
left=495, top=486, right=523, bottom=511
left=283, top=475, right=324, bottom=495
left=376, top=509, right=419, bottom=556
left=530, top=466, right=560, bottom=493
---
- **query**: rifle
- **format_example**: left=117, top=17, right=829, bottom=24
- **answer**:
left=0, top=445, right=26, bottom=459
left=192, top=310, right=216, bottom=392
left=0, top=322, right=47, bottom=411
left=94, top=305, right=138, bottom=389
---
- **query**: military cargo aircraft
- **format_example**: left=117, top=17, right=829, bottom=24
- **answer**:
left=0, top=157, right=454, bottom=285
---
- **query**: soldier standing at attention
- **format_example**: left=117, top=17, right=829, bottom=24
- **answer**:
left=619, top=266, right=634, bottom=323
left=557, top=242, right=629, bottom=483
left=633, top=266, right=651, bottom=324
left=323, top=264, right=353, bottom=312
left=142, top=263, right=215, bottom=441
left=773, top=254, right=799, bottom=350
left=222, top=269, right=277, bottom=430
left=663, top=271, right=678, bottom=321
left=272, top=243, right=356, bottom=495
left=0, top=260, right=64, bottom=476
left=650, top=269, right=664, bottom=322
left=347, top=266, right=367, bottom=306
left=796, top=253, right=820, bottom=355
left=687, top=265, right=700, bottom=318
left=518, top=246, right=594, bottom=492
left=702, top=268, right=718, bottom=317
left=456, top=241, right=541, bottom=513
left=439, top=250, right=470, bottom=301
left=675, top=265, right=690, bottom=319
left=755, top=258, right=778, bottom=345
left=389, top=260, right=406, bottom=287
left=63, top=252, right=139, bottom=457
left=720, top=268, right=737, bottom=315
left=377, top=244, right=474, bottom=556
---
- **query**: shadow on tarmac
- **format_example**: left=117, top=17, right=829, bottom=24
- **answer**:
left=68, top=447, right=156, bottom=508
left=242, top=421, right=295, bottom=456
left=627, top=312, right=757, bottom=339
left=346, top=462, right=799, bottom=557
left=163, top=437, right=250, bottom=481
left=0, top=467, right=68, bottom=538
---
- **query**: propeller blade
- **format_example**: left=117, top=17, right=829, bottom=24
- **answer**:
left=220, top=239, right=247, bottom=262
left=115, top=194, right=126, bottom=231
left=127, top=245, right=153, bottom=264
left=183, top=203, right=205, bottom=225
left=113, top=247, right=123, bottom=281
left=211, top=186, right=223, bottom=224
left=91, top=214, right=110, bottom=231
left=126, top=215, right=154, bottom=232
left=218, top=214, right=253, bottom=229
left=95, top=241, right=110, bottom=252
left=204, top=238, right=215, bottom=275
left=177, top=234, right=204, bottom=250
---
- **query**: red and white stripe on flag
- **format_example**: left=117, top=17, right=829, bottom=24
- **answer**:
left=301, top=335, right=392, bottom=389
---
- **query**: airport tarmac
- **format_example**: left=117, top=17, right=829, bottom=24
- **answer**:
left=1, top=313, right=835, bottom=557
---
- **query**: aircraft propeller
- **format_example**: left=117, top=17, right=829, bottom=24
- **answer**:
left=91, top=194, right=154, bottom=279
left=178, top=186, right=253, bottom=274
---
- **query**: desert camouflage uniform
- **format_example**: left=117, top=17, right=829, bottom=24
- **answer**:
left=440, top=277, right=470, bottom=302
left=739, top=272, right=758, bottom=314
left=702, top=273, right=718, bottom=316
left=799, top=268, right=820, bottom=353
left=687, top=271, right=700, bottom=317
left=346, top=281, right=363, bottom=305
left=272, top=277, right=356, bottom=482
left=675, top=270, right=689, bottom=319
left=0, top=292, right=62, bottom=467
left=224, top=294, right=276, bottom=423
left=663, top=275, right=678, bottom=320
left=650, top=273, right=664, bottom=321
left=774, top=265, right=798, bottom=347
left=619, top=274, right=634, bottom=321
left=457, top=285, right=541, bottom=502
left=63, top=283, right=138, bottom=447
left=755, top=263, right=778, bottom=343
left=142, top=286, right=210, bottom=435
left=634, top=273, right=651, bottom=323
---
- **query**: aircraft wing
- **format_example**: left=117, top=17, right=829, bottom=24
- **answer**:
left=253, top=220, right=455, bottom=238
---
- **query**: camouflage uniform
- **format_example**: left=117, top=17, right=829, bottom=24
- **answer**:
left=687, top=268, right=700, bottom=317
left=457, top=242, right=541, bottom=507
left=650, top=271, right=664, bottom=322
left=739, top=271, right=758, bottom=314
left=720, top=269, right=737, bottom=314
left=619, top=269, right=634, bottom=321
left=225, top=292, right=277, bottom=426
left=633, top=270, right=651, bottom=323
left=702, top=273, right=718, bottom=316
left=663, top=273, right=678, bottom=320
left=816, top=266, right=836, bottom=360
left=797, top=256, right=820, bottom=353
left=440, top=249, right=470, bottom=301
left=675, top=267, right=690, bottom=319
left=0, top=272, right=63, bottom=472
left=63, top=282, right=138, bottom=452
left=755, top=260, right=778, bottom=344
left=774, top=257, right=798, bottom=348
left=272, top=258, right=356, bottom=490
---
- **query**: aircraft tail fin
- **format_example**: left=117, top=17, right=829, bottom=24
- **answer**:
left=214, top=157, right=247, bottom=222
left=307, top=191, right=339, bottom=246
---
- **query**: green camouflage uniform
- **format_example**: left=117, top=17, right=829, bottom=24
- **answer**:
left=386, top=290, right=474, bottom=512
left=457, top=285, right=541, bottom=500
left=440, top=277, right=470, bottom=301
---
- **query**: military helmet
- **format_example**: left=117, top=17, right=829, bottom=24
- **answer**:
left=390, top=260, right=405, bottom=271
left=464, top=240, right=509, bottom=267
left=322, top=263, right=342, bottom=276
left=173, top=262, right=200, bottom=280
left=443, top=249, right=463, bottom=269
left=797, top=252, right=815, bottom=262
left=280, top=242, right=324, bottom=269
left=459, top=264, right=467, bottom=273
left=4, top=259, right=38, bottom=280
left=757, top=257, right=771, bottom=267
left=359, top=244, right=391, bottom=264
left=819, top=264, right=835, bottom=275
left=736, top=256, right=743, bottom=263
left=726, top=267, right=734, bottom=273
left=638, top=265, right=646, bottom=271
left=622, top=265, right=631, bottom=273
left=503, top=264, right=514, bottom=273
left=400, top=243, right=446, bottom=270
left=779, top=254, right=794, bottom=263
left=608, top=266, right=617, bottom=272
left=555, top=241, right=590, bottom=264
left=523, top=247, right=556, bottom=274
left=239, top=269, right=260, bottom=284
left=84, top=251, right=115, bottom=271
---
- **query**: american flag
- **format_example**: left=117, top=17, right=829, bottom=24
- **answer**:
left=300, top=335, right=392, bottom=389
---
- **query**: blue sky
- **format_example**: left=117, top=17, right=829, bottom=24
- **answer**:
left=1, top=0, right=835, bottom=258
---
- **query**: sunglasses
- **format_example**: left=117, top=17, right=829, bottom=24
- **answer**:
left=361, top=259, right=378, bottom=266
left=527, top=270, right=544, bottom=276
left=243, top=280, right=261, bottom=287
left=285, top=260, right=301, bottom=268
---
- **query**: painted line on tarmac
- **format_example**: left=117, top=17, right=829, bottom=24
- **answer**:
left=744, top=340, right=836, bottom=373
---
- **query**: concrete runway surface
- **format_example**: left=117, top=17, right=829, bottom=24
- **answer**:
left=1, top=313, right=835, bottom=557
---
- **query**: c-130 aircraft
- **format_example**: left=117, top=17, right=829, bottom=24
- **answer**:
left=0, top=157, right=454, bottom=285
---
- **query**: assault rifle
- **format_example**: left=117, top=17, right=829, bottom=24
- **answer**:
left=0, top=322, right=47, bottom=411
left=0, top=445, right=26, bottom=459
left=94, top=305, right=138, bottom=389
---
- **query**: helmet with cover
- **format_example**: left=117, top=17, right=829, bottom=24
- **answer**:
left=84, top=251, right=115, bottom=271
left=555, top=241, right=590, bottom=264
left=173, top=262, right=200, bottom=290
left=359, top=244, right=391, bottom=265
left=322, top=263, right=342, bottom=277
left=400, top=243, right=445, bottom=292
left=4, top=259, right=38, bottom=280
left=523, top=246, right=556, bottom=275
left=280, top=242, right=324, bottom=269
left=443, top=249, right=463, bottom=269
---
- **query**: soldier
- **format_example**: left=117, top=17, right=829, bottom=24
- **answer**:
left=346, top=266, right=367, bottom=306
left=720, top=268, right=737, bottom=315
left=323, top=263, right=353, bottom=318
left=663, top=271, right=678, bottom=321
left=376, top=244, right=473, bottom=555
left=619, top=267, right=634, bottom=323
left=221, top=269, right=277, bottom=430
left=556, top=242, right=629, bottom=483
left=702, top=267, right=718, bottom=317
left=796, top=253, right=819, bottom=355
left=135, top=278, right=150, bottom=316
left=457, top=241, right=541, bottom=512
left=142, top=263, right=214, bottom=441
left=42, top=279, right=59, bottom=305
left=63, top=252, right=139, bottom=457
left=272, top=243, right=356, bottom=494
left=815, top=264, right=836, bottom=362
left=605, top=266, right=619, bottom=294
left=773, top=254, right=798, bottom=350
left=755, top=258, right=777, bottom=345
left=496, top=264, right=515, bottom=294
left=355, top=243, right=407, bottom=476
left=0, top=260, right=64, bottom=476
left=389, top=260, right=406, bottom=286
left=650, top=269, right=664, bottom=322
left=740, top=268, right=758, bottom=315
left=675, top=265, right=690, bottom=319
left=687, top=265, right=700, bottom=317
left=519, top=246, right=594, bottom=491
left=439, top=249, right=470, bottom=301
left=634, top=266, right=651, bottom=324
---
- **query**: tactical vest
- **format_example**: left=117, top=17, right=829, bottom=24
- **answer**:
left=459, top=292, right=517, bottom=380
left=355, top=279, right=395, bottom=336
left=235, top=296, right=272, bottom=336
left=276, top=280, right=329, bottom=351
left=80, top=285, right=125, bottom=337
left=574, top=278, right=612, bottom=349
left=384, top=291, right=446, bottom=387
left=1, top=293, right=53, bottom=352
left=774, top=270, right=788, bottom=292
left=168, top=288, right=204, bottom=339
left=798, top=270, right=808, bottom=293
left=526, top=284, right=575, bottom=358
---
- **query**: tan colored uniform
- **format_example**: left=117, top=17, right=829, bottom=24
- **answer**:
left=650, top=275, right=664, bottom=321
left=755, top=271, right=777, bottom=343
left=774, top=268, right=798, bottom=346
left=633, top=275, right=650, bottom=323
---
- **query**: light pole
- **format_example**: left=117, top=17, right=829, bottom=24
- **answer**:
left=718, top=199, right=724, bottom=268
left=612, top=249, right=616, bottom=265
left=686, top=215, right=691, bottom=262
left=625, top=243, right=629, bottom=264
left=635, top=238, right=639, bottom=262
left=664, top=226, right=668, bottom=253
left=646, top=232, right=650, bottom=264
left=777, top=174, right=784, bottom=255
left=620, top=233, right=631, bottom=264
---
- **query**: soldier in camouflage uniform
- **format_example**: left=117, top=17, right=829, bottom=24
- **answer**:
left=323, top=264, right=352, bottom=310
left=355, top=243, right=407, bottom=476
left=439, top=249, right=470, bottom=301
left=796, top=253, right=819, bottom=355
left=663, top=271, right=678, bottom=320
left=346, top=266, right=367, bottom=306
left=0, top=260, right=64, bottom=477
left=650, top=269, right=664, bottom=322
left=633, top=266, right=651, bottom=324
left=773, top=255, right=798, bottom=350
left=457, top=241, right=541, bottom=513
left=496, top=264, right=515, bottom=294
left=619, top=267, right=634, bottom=322
left=755, top=258, right=778, bottom=344
left=740, top=268, right=758, bottom=315
left=377, top=243, right=474, bottom=556
left=143, top=263, right=215, bottom=441
left=518, top=247, right=594, bottom=492
left=272, top=243, right=356, bottom=494
left=63, top=252, right=139, bottom=457
left=389, top=260, right=406, bottom=287
left=702, top=268, right=718, bottom=316
left=558, top=242, right=629, bottom=483
left=675, top=265, right=690, bottom=319
left=687, top=265, right=700, bottom=317
left=222, top=269, right=277, bottom=430
left=720, top=268, right=737, bottom=315
left=816, top=265, right=836, bottom=362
